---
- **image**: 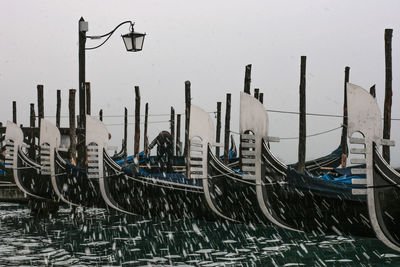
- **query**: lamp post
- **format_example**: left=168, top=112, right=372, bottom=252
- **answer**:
left=77, top=17, right=146, bottom=167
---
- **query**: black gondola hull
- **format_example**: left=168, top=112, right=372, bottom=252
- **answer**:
left=103, top=154, right=215, bottom=219
left=53, top=153, right=105, bottom=208
left=261, top=140, right=374, bottom=237
left=371, top=143, right=400, bottom=247
left=207, top=148, right=266, bottom=223
left=16, top=149, right=56, bottom=201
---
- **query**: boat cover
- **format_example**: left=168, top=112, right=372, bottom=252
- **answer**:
left=122, top=164, right=202, bottom=187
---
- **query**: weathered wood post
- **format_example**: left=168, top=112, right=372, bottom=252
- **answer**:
left=30, top=104, right=36, bottom=133
left=124, top=107, right=128, bottom=164
left=12, top=101, right=17, bottom=124
left=69, top=89, right=77, bottom=164
left=56, top=90, right=61, bottom=128
left=224, top=94, right=231, bottom=164
left=184, top=81, right=191, bottom=157
left=37, top=85, right=44, bottom=154
left=29, top=103, right=36, bottom=159
left=86, top=82, right=91, bottom=115
left=134, top=86, right=141, bottom=159
left=259, top=93, right=264, bottom=104
left=176, top=114, right=181, bottom=156
left=99, top=109, right=103, bottom=121
left=340, top=66, right=350, bottom=168
left=298, top=56, right=306, bottom=174
left=170, top=107, right=175, bottom=156
left=383, top=28, right=393, bottom=163
left=244, top=64, right=252, bottom=94
left=0, top=122, right=2, bottom=150
left=216, top=102, right=222, bottom=157
left=144, top=103, right=149, bottom=155
left=370, top=85, right=376, bottom=98
left=37, top=85, right=44, bottom=127
left=254, top=88, right=260, bottom=100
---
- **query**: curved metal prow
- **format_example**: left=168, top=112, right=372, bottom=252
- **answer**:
left=347, top=83, right=400, bottom=252
left=86, top=115, right=136, bottom=216
left=5, top=121, right=46, bottom=199
left=40, top=119, right=61, bottom=176
left=189, top=105, right=236, bottom=222
left=240, top=92, right=300, bottom=232
left=40, top=119, right=77, bottom=206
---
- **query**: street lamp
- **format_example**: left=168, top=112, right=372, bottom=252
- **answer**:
left=85, top=20, right=146, bottom=52
left=122, top=31, right=146, bottom=52
left=77, top=17, right=146, bottom=167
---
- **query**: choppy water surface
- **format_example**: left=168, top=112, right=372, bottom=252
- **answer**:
left=0, top=203, right=399, bottom=266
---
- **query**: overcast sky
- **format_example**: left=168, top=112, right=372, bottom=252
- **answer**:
left=1, top=0, right=399, bottom=166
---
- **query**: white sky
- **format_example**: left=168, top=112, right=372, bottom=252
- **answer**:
left=0, top=0, right=399, bottom=166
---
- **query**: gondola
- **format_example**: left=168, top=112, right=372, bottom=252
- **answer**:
left=4, top=121, right=58, bottom=201
left=346, top=83, right=400, bottom=252
left=4, top=120, right=60, bottom=213
left=231, top=90, right=374, bottom=236
left=98, top=108, right=234, bottom=221
left=205, top=92, right=350, bottom=227
left=51, top=116, right=106, bottom=208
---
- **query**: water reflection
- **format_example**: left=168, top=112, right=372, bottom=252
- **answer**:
left=0, top=203, right=399, bottom=266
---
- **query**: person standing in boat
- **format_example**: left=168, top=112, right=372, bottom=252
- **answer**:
left=147, top=131, right=173, bottom=172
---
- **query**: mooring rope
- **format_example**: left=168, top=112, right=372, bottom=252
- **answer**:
left=229, top=125, right=343, bottom=140
left=35, top=111, right=217, bottom=119
left=279, top=125, right=343, bottom=140
left=267, top=109, right=400, bottom=121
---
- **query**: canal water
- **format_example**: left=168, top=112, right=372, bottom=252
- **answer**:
left=0, top=203, right=399, bottom=266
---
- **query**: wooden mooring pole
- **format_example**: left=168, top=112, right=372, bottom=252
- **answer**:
left=29, top=103, right=36, bottom=160
left=298, top=56, right=306, bottom=174
left=184, top=81, right=191, bottom=157
left=56, top=90, right=61, bottom=128
left=341, top=66, right=350, bottom=168
left=12, top=101, right=17, bottom=124
left=99, top=109, right=103, bottom=121
left=244, top=64, right=252, bottom=94
left=383, top=28, right=393, bottom=164
left=134, top=86, right=141, bottom=159
left=86, top=82, right=91, bottom=115
left=254, top=88, right=259, bottom=100
left=37, top=85, right=44, bottom=127
left=124, top=107, right=128, bottom=164
left=370, top=85, right=376, bottom=98
left=216, top=102, right=222, bottom=157
left=69, top=89, right=77, bottom=164
left=259, top=93, right=264, bottom=104
left=144, top=103, right=149, bottom=155
left=224, top=93, right=231, bottom=164
left=170, top=107, right=175, bottom=156
left=176, top=114, right=181, bottom=156
left=0, top=122, right=2, bottom=149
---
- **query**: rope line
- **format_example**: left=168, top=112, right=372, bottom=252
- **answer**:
left=267, top=109, right=400, bottom=121
left=279, top=125, right=343, bottom=140
left=229, top=125, right=343, bottom=140
left=105, top=121, right=170, bottom=126
left=35, top=111, right=216, bottom=119
left=267, top=109, right=343, bottom=118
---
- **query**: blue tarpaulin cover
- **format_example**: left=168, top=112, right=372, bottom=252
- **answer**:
left=122, top=164, right=202, bottom=187
left=320, top=173, right=365, bottom=184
